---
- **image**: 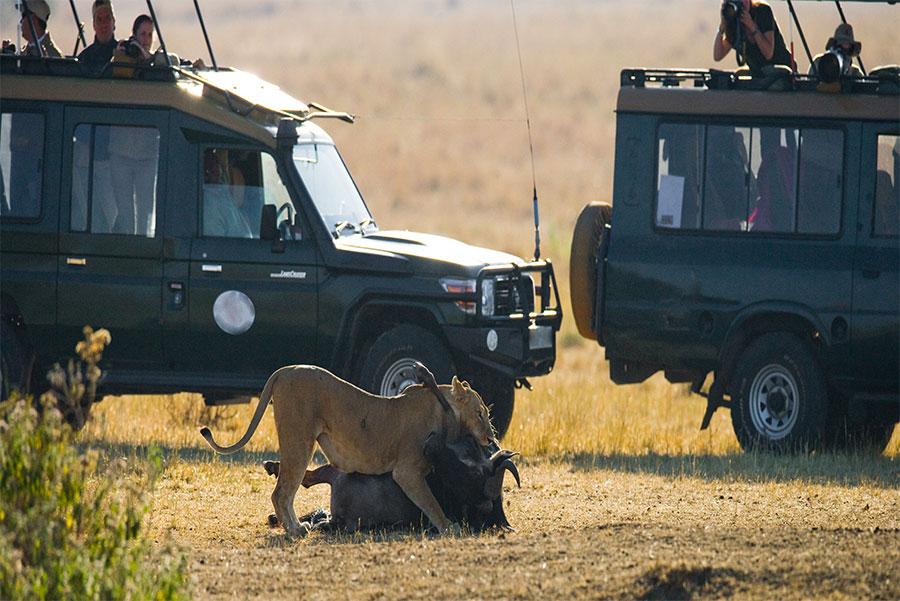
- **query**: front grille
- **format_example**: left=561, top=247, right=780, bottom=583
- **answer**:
left=493, top=275, right=534, bottom=316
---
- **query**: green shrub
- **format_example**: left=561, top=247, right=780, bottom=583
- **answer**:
left=0, top=361, right=190, bottom=601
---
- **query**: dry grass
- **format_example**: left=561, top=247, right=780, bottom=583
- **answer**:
left=7, top=1, right=899, bottom=597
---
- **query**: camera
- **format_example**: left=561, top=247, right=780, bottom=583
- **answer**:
left=119, top=36, right=143, bottom=59
left=721, top=0, right=743, bottom=23
left=817, top=47, right=850, bottom=83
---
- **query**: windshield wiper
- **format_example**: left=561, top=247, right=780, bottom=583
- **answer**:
left=358, top=217, right=378, bottom=234
left=333, top=220, right=360, bottom=238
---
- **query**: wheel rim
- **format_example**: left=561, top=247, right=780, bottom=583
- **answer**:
left=380, top=358, right=420, bottom=397
left=748, top=363, right=800, bottom=441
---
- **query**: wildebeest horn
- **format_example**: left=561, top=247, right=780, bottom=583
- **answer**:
left=484, top=450, right=521, bottom=499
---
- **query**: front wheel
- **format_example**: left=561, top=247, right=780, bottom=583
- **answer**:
left=464, top=368, right=515, bottom=439
left=356, top=324, right=455, bottom=397
left=730, top=332, right=829, bottom=452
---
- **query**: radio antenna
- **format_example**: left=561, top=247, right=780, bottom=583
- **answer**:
left=510, top=0, right=541, bottom=261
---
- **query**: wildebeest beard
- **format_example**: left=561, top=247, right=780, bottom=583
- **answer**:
left=263, top=433, right=521, bottom=533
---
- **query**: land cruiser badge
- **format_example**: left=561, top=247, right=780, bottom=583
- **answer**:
left=270, top=270, right=306, bottom=280
left=213, top=291, right=256, bottom=335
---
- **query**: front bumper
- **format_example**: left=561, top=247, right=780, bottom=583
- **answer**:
left=444, top=259, right=562, bottom=378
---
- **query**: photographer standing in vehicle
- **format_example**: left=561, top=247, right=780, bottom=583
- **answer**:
left=1, top=0, right=62, bottom=58
left=713, top=0, right=792, bottom=76
left=78, top=0, right=117, bottom=73
left=810, top=24, right=863, bottom=81
left=113, top=14, right=155, bottom=65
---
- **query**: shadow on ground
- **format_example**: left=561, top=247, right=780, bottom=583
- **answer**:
left=561, top=451, right=899, bottom=487
left=77, top=441, right=325, bottom=468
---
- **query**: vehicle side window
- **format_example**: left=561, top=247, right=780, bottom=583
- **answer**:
left=71, top=124, right=160, bottom=236
left=656, top=124, right=704, bottom=229
left=873, top=135, right=899, bottom=238
left=0, top=112, right=44, bottom=219
left=798, top=129, right=842, bottom=235
left=201, top=148, right=298, bottom=240
left=703, top=126, right=753, bottom=231
left=656, top=122, right=843, bottom=236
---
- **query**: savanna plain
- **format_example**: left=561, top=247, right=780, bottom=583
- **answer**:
left=7, top=0, right=900, bottom=598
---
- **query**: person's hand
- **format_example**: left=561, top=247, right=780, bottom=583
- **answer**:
left=739, top=10, right=756, bottom=35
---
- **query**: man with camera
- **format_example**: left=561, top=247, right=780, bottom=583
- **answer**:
left=713, top=0, right=792, bottom=76
left=810, top=24, right=863, bottom=82
left=77, top=0, right=117, bottom=73
left=113, top=14, right=155, bottom=65
left=1, top=0, right=61, bottom=58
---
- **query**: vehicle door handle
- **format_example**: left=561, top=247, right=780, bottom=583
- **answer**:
left=201, top=264, right=222, bottom=273
left=861, top=268, right=880, bottom=279
left=66, top=257, right=87, bottom=266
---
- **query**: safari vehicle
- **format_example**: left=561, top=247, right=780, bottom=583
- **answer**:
left=0, top=28, right=560, bottom=437
left=570, top=5, right=898, bottom=452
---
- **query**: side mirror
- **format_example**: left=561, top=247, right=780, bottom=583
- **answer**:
left=260, top=204, right=277, bottom=241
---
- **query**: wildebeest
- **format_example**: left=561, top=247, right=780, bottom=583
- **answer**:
left=263, top=432, right=520, bottom=533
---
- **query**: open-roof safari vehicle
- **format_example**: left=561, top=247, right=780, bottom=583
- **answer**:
left=0, top=2, right=561, bottom=437
left=571, top=0, right=898, bottom=452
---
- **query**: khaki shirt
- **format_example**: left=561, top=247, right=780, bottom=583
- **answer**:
left=24, top=32, right=62, bottom=58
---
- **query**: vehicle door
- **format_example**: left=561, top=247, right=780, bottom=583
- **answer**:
left=57, top=107, right=168, bottom=371
left=179, top=145, right=318, bottom=379
left=851, top=125, right=899, bottom=391
left=0, top=102, right=61, bottom=363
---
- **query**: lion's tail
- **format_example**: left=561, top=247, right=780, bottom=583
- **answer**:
left=199, top=366, right=285, bottom=455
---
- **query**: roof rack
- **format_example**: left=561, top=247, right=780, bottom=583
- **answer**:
left=620, top=68, right=899, bottom=96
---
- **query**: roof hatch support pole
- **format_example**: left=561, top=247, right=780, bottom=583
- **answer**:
left=785, top=0, right=814, bottom=68
left=193, top=0, right=218, bottom=71
left=145, top=0, right=172, bottom=66
left=68, top=0, right=88, bottom=56
left=833, top=1, right=867, bottom=76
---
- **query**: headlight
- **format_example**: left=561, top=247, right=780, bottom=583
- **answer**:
left=481, top=278, right=495, bottom=317
left=440, top=277, right=476, bottom=314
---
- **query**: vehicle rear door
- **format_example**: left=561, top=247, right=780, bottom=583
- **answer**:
left=176, top=145, right=318, bottom=380
left=57, top=107, right=168, bottom=371
left=851, top=125, right=899, bottom=391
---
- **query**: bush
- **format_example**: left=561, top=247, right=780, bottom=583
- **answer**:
left=0, top=329, right=190, bottom=600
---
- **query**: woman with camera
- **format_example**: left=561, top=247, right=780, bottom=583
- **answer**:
left=113, top=14, right=155, bottom=64
left=713, top=0, right=792, bottom=76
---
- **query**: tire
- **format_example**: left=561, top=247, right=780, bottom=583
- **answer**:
left=464, top=368, right=516, bottom=439
left=730, top=332, right=829, bottom=452
left=1, top=321, right=31, bottom=401
left=832, top=421, right=897, bottom=454
left=569, top=202, right=612, bottom=340
left=356, top=324, right=455, bottom=397
left=827, top=396, right=897, bottom=454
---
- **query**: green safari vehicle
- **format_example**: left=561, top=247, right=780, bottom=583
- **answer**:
left=570, top=59, right=898, bottom=452
left=0, top=52, right=561, bottom=437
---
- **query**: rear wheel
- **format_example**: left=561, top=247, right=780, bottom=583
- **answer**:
left=1, top=321, right=31, bottom=401
left=356, top=324, right=455, bottom=397
left=569, top=202, right=612, bottom=340
left=730, top=332, right=829, bottom=452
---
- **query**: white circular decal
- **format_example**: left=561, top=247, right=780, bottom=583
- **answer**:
left=213, top=290, right=256, bottom=335
left=486, top=329, right=499, bottom=352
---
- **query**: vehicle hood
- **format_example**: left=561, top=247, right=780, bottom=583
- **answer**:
left=333, top=230, right=524, bottom=275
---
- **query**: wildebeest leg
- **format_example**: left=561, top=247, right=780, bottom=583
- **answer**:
left=271, top=441, right=315, bottom=538
left=392, top=465, right=452, bottom=532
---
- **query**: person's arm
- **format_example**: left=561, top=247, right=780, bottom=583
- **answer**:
left=713, top=16, right=732, bottom=62
left=740, top=9, right=775, bottom=61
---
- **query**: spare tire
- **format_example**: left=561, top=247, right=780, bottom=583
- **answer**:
left=569, top=202, right=612, bottom=340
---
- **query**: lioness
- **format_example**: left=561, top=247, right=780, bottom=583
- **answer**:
left=199, top=365, right=496, bottom=536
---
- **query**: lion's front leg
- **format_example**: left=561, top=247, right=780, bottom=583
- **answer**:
left=392, top=465, right=452, bottom=532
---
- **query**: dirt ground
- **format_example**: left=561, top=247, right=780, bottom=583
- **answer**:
left=147, top=454, right=899, bottom=600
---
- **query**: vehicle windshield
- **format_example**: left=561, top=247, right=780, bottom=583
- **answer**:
left=292, top=143, right=376, bottom=237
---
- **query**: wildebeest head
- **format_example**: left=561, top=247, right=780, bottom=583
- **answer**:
left=424, top=432, right=521, bottom=531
